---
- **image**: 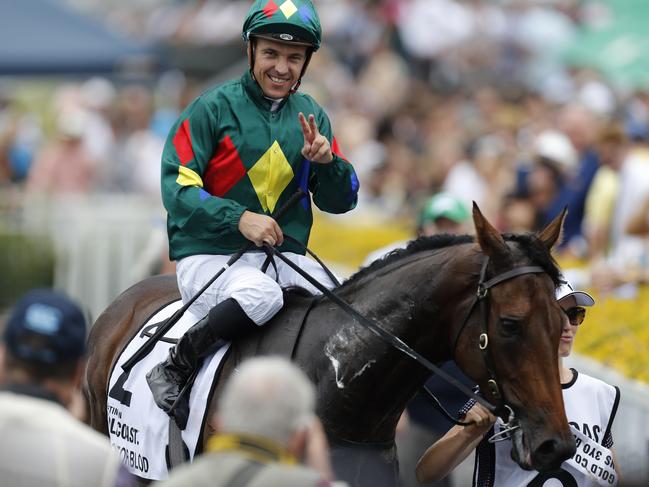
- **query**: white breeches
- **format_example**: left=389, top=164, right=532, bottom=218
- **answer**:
left=176, top=252, right=338, bottom=325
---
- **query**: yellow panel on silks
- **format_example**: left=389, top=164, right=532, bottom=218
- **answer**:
left=176, top=165, right=204, bottom=188
left=247, top=140, right=294, bottom=213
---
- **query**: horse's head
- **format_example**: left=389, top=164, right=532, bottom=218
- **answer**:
left=454, top=204, right=575, bottom=472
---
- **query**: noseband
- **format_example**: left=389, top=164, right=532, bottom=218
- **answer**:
left=453, top=257, right=546, bottom=425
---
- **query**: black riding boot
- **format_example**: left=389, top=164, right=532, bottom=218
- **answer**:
left=146, top=298, right=257, bottom=429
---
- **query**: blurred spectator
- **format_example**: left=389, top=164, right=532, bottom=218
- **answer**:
left=627, top=194, right=649, bottom=238
left=529, top=131, right=575, bottom=211
left=79, top=77, right=117, bottom=164
left=610, top=96, right=649, bottom=251
left=109, top=85, right=165, bottom=196
left=363, top=192, right=471, bottom=265
left=417, top=192, right=471, bottom=236
left=158, top=356, right=336, bottom=487
left=550, top=103, right=602, bottom=253
left=0, top=84, right=41, bottom=185
left=0, top=289, right=133, bottom=486
left=26, top=109, right=99, bottom=194
left=583, top=123, right=628, bottom=259
left=498, top=193, right=536, bottom=233
left=516, top=129, right=577, bottom=232
left=590, top=109, right=649, bottom=294
left=441, top=139, right=488, bottom=217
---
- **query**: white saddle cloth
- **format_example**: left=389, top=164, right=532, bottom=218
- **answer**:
left=107, top=300, right=229, bottom=480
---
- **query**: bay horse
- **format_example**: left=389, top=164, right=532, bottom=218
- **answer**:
left=84, top=206, right=575, bottom=486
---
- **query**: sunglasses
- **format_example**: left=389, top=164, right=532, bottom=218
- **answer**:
left=562, top=306, right=586, bottom=326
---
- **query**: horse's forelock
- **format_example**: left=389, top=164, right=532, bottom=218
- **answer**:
left=502, top=233, right=562, bottom=287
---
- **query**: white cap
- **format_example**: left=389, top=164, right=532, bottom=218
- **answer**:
left=555, top=278, right=595, bottom=307
left=534, top=130, right=577, bottom=171
left=56, top=109, right=88, bottom=139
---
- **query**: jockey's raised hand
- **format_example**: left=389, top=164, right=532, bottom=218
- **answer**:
left=238, top=211, right=284, bottom=247
left=299, top=112, right=332, bottom=164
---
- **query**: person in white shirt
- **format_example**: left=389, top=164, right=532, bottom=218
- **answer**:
left=415, top=278, right=620, bottom=487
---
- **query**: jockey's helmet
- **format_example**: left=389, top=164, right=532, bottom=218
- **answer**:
left=242, top=0, right=322, bottom=51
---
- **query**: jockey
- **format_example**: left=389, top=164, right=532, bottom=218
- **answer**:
left=147, top=0, right=359, bottom=428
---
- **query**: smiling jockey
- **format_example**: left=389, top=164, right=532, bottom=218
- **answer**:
left=146, top=0, right=359, bottom=429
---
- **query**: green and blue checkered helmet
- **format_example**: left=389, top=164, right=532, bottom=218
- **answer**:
left=242, top=0, right=322, bottom=51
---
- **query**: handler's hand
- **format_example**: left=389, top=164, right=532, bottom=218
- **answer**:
left=464, top=403, right=497, bottom=436
left=238, top=210, right=283, bottom=247
left=299, top=112, right=333, bottom=164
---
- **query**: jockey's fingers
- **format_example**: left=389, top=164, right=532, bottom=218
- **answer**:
left=301, top=144, right=312, bottom=159
left=299, top=112, right=314, bottom=143
left=312, top=141, right=332, bottom=164
left=308, top=114, right=319, bottom=136
left=309, top=136, right=325, bottom=154
left=272, top=221, right=284, bottom=246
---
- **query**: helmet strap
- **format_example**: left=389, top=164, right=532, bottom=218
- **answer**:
left=248, top=38, right=257, bottom=74
left=289, top=49, right=313, bottom=94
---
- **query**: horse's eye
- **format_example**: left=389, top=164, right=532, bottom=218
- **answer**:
left=499, top=317, right=521, bottom=336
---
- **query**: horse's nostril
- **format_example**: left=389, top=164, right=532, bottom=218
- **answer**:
left=537, top=438, right=559, bottom=457
left=533, top=436, right=576, bottom=471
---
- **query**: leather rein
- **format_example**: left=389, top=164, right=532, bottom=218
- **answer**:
left=264, top=238, right=546, bottom=430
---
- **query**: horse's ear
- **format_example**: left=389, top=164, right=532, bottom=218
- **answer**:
left=473, top=202, right=508, bottom=257
left=537, top=207, right=567, bottom=250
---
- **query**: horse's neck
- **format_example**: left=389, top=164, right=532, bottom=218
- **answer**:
left=303, top=254, right=464, bottom=444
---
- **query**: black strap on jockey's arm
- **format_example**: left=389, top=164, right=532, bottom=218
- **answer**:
left=122, top=190, right=306, bottom=372
left=261, top=243, right=499, bottom=415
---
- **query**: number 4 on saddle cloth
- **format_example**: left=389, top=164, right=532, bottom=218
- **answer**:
left=106, top=290, right=312, bottom=481
left=107, top=300, right=229, bottom=481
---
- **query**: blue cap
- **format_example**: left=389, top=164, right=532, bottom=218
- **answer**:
left=4, top=289, right=87, bottom=364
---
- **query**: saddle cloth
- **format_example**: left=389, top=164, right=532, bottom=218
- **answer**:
left=107, top=300, right=229, bottom=481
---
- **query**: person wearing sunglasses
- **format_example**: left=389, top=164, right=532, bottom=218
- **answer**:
left=414, top=277, right=621, bottom=486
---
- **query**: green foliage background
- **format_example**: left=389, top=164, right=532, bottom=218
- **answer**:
left=0, top=232, right=55, bottom=310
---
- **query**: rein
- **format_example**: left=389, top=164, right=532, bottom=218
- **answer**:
left=264, top=239, right=495, bottom=415
left=266, top=238, right=545, bottom=434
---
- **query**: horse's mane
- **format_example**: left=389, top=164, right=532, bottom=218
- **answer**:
left=342, top=232, right=561, bottom=289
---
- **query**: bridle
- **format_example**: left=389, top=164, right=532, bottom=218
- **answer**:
left=448, top=256, right=546, bottom=438
left=453, top=257, right=546, bottom=410
left=264, top=240, right=548, bottom=430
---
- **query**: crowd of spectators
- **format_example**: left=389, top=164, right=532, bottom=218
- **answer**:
left=2, top=0, right=649, bottom=293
